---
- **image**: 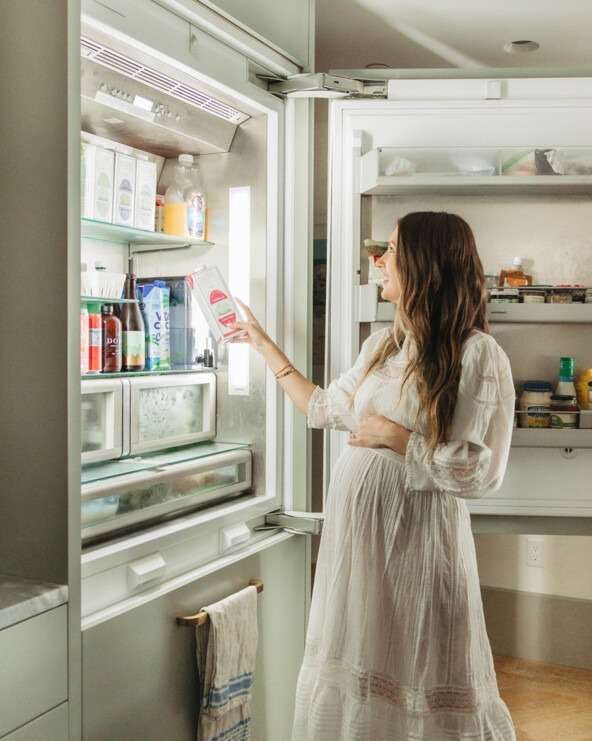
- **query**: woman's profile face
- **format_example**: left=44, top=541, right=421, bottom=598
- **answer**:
left=376, top=226, right=401, bottom=303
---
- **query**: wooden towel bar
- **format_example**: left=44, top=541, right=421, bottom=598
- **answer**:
left=176, top=579, right=264, bottom=627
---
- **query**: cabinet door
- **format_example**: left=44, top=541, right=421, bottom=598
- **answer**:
left=82, top=536, right=307, bottom=741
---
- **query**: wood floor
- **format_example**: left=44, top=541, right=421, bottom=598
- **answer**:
left=494, top=655, right=592, bottom=741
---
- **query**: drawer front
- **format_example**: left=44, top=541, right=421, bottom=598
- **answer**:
left=0, top=607, right=68, bottom=737
left=1, top=702, right=68, bottom=741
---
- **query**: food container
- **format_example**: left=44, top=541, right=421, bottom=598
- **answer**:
left=519, top=287, right=547, bottom=304
left=550, top=394, right=578, bottom=429
left=186, top=266, right=246, bottom=344
left=550, top=287, right=573, bottom=304
left=519, top=381, right=552, bottom=428
left=489, top=288, right=519, bottom=303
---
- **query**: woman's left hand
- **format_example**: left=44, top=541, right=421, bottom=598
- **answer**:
left=348, top=415, right=412, bottom=456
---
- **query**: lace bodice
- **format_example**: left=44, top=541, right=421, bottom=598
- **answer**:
left=308, top=328, right=515, bottom=499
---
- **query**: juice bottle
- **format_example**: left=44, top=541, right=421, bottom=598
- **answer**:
left=88, top=302, right=103, bottom=374
left=101, top=304, right=122, bottom=373
left=163, top=154, right=193, bottom=237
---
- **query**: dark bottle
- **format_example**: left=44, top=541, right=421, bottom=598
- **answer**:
left=120, top=274, right=146, bottom=372
left=101, top=304, right=122, bottom=373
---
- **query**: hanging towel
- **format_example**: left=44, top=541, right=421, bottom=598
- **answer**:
left=196, top=585, right=258, bottom=741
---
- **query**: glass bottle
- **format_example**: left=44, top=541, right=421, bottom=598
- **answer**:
left=163, top=153, right=193, bottom=237
left=101, top=304, right=122, bottom=373
left=120, top=274, right=146, bottom=372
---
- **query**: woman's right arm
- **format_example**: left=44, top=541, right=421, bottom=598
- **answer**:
left=229, top=299, right=317, bottom=415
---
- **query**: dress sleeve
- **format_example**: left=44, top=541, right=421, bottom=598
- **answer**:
left=404, top=335, right=515, bottom=499
left=307, top=328, right=390, bottom=431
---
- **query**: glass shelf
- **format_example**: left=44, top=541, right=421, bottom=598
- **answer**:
left=81, top=441, right=249, bottom=485
left=81, top=367, right=215, bottom=379
left=81, top=218, right=215, bottom=248
left=81, top=296, right=137, bottom=304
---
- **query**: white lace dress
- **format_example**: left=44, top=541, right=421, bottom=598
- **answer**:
left=292, top=329, right=516, bottom=741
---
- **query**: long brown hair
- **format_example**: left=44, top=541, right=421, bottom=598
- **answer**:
left=355, top=211, right=489, bottom=448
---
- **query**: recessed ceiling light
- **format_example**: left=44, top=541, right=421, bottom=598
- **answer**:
left=366, top=63, right=390, bottom=69
left=504, top=40, right=540, bottom=54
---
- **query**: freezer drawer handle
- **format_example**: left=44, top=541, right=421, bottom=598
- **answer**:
left=253, top=511, right=324, bottom=536
left=176, top=579, right=263, bottom=627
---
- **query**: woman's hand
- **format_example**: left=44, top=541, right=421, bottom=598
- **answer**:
left=348, top=415, right=411, bottom=456
left=229, top=298, right=274, bottom=356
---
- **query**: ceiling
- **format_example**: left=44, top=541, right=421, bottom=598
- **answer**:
left=316, top=0, right=592, bottom=74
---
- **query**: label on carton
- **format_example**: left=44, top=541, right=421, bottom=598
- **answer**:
left=186, top=267, right=245, bottom=344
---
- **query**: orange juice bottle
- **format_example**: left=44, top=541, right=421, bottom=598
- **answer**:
left=163, top=154, right=193, bottom=237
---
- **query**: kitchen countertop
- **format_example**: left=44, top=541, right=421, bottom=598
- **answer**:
left=0, top=575, right=68, bottom=630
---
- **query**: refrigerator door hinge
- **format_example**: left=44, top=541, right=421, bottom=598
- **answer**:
left=262, top=73, right=386, bottom=99
left=254, top=510, right=324, bottom=535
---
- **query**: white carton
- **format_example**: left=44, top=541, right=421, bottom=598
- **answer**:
left=113, top=153, right=136, bottom=227
left=134, top=159, right=157, bottom=231
left=80, top=143, right=114, bottom=223
left=186, top=266, right=246, bottom=344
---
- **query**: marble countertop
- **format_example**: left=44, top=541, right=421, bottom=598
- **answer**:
left=0, top=575, right=68, bottom=630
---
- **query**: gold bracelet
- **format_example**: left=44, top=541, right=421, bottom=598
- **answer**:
left=275, top=364, right=296, bottom=380
left=274, top=362, right=292, bottom=378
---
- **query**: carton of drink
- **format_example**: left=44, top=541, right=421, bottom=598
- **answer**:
left=186, top=266, right=245, bottom=344
left=113, top=153, right=136, bottom=227
left=80, top=142, right=114, bottom=223
left=134, top=159, right=157, bottom=231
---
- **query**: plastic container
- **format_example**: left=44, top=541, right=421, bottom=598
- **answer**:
left=550, top=395, right=578, bottom=429
left=519, top=381, right=552, bottom=428
left=576, top=368, right=592, bottom=409
left=184, top=159, right=206, bottom=240
left=163, top=154, right=194, bottom=237
left=88, top=302, right=103, bottom=374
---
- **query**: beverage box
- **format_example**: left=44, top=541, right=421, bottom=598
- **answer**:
left=186, top=266, right=245, bottom=345
left=113, top=153, right=136, bottom=227
left=81, top=142, right=114, bottom=223
left=134, top=158, right=157, bottom=232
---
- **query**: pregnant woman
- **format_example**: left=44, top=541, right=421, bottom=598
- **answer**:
left=231, top=211, right=516, bottom=741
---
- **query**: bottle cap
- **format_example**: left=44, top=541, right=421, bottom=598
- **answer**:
left=101, top=304, right=114, bottom=315
left=154, top=280, right=166, bottom=287
left=179, top=153, right=193, bottom=165
left=94, top=261, right=107, bottom=271
left=513, top=256, right=523, bottom=267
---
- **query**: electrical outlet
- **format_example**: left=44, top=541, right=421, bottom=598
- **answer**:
left=527, top=537, right=544, bottom=567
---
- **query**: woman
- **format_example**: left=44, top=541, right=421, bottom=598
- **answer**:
left=231, top=211, right=516, bottom=740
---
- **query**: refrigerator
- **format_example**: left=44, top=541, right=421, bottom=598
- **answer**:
left=4, top=2, right=592, bottom=739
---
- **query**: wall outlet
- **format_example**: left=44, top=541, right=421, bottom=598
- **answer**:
left=527, top=537, right=544, bottom=567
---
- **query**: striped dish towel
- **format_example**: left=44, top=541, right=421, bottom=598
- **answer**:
left=196, top=585, right=258, bottom=741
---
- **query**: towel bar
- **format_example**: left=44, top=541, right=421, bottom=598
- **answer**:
left=176, top=579, right=264, bottom=626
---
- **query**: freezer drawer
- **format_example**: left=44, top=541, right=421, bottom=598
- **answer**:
left=129, top=373, right=216, bottom=455
left=81, top=378, right=125, bottom=463
left=82, top=447, right=251, bottom=543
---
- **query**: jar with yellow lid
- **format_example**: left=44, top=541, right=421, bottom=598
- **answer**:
left=576, top=368, right=592, bottom=409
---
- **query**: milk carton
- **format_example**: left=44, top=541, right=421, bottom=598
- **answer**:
left=186, top=266, right=245, bottom=344
left=81, top=143, right=114, bottom=223
left=134, top=159, right=157, bottom=231
left=113, top=153, right=136, bottom=227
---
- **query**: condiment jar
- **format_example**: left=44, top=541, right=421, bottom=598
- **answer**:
left=519, top=287, right=546, bottom=304
left=576, top=368, right=592, bottom=409
left=550, top=394, right=578, bottom=429
left=519, top=381, right=552, bottom=428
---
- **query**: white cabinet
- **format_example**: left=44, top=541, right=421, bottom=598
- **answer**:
left=0, top=607, right=68, bottom=738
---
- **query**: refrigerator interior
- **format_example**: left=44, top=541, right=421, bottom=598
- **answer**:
left=78, top=16, right=286, bottom=562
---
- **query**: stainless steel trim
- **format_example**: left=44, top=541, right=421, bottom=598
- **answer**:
left=254, top=510, right=324, bottom=535
left=267, top=73, right=365, bottom=96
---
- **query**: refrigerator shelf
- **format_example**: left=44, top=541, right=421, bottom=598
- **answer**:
left=81, top=218, right=215, bottom=248
left=511, top=428, right=592, bottom=448
left=487, top=303, right=592, bottom=323
left=81, top=368, right=215, bottom=379
left=81, top=296, right=137, bottom=304
left=81, top=441, right=249, bottom=486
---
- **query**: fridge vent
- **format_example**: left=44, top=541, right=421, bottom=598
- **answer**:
left=80, top=36, right=249, bottom=125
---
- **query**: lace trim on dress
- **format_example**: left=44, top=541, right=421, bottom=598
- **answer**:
left=307, top=385, right=339, bottom=429
left=405, top=431, right=490, bottom=494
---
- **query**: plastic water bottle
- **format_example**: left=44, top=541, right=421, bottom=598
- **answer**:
left=163, top=154, right=193, bottom=237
